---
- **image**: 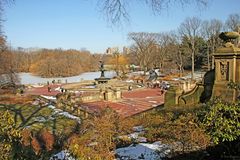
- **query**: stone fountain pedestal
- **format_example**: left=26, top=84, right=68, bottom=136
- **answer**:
left=95, top=77, right=110, bottom=84
left=212, top=32, right=240, bottom=102
left=94, top=61, right=110, bottom=84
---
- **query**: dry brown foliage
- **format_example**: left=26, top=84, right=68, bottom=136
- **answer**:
left=39, top=129, right=55, bottom=152
left=11, top=49, right=99, bottom=77
left=68, top=108, right=120, bottom=160
left=31, top=137, right=41, bottom=155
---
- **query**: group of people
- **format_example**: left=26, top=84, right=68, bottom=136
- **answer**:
left=147, top=80, right=169, bottom=89
left=47, top=79, right=67, bottom=93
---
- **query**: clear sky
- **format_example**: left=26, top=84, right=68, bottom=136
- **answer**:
left=2, top=0, right=240, bottom=53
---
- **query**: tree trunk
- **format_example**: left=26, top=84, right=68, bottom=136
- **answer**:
left=211, top=45, right=215, bottom=69
left=191, top=41, right=195, bottom=80
left=179, top=51, right=183, bottom=77
left=207, top=45, right=210, bottom=71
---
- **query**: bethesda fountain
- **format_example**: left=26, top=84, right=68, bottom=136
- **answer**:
left=95, top=61, right=110, bottom=84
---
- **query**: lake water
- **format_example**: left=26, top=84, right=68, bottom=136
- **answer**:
left=18, top=71, right=116, bottom=85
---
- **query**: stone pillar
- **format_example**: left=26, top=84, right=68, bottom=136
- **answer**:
left=115, top=88, right=121, bottom=100
left=187, top=80, right=191, bottom=90
left=233, top=55, right=236, bottom=83
left=182, top=81, right=187, bottom=91
left=175, top=88, right=183, bottom=105
left=106, top=90, right=112, bottom=101
left=212, top=56, right=215, bottom=70
left=164, top=86, right=183, bottom=107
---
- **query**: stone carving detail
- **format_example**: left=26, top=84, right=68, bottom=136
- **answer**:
left=220, top=61, right=229, bottom=80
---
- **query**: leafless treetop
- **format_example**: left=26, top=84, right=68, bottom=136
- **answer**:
left=0, top=0, right=14, bottom=35
left=225, top=13, right=240, bottom=32
left=98, top=0, right=208, bottom=25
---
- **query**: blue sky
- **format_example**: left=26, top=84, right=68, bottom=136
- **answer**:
left=3, top=0, right=240, bottom=53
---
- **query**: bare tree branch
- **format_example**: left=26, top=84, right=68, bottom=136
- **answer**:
left=0, top=0, right=14, bottom=35
left=98, top=0, right=129, bottom=25
left=179, top=17, right=201, bottom=80
left=98, top=0, right=208, bottom=25
left=225, top=13, right=240, bottom=32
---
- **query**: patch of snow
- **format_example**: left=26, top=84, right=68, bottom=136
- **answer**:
left=122, top=133, right=147, bottom=143
left=41, top=95, right=56, bottom=100
left=133, top=126, right=144, bottom=132
left=59, top=112, right=81, bottom=122
left=47, top=105, right=81, bottom=123
left=54, top=87, right=61, bottom=91
left=172, top=71, right=205, bottom=81
left=138, top=137, right=147, bottom=143
left=48, top=105, right=56, bottom=109
left=128, top=132, right=140, bottom=139
left=53, top=109, right=62, bottom=114
left=33, top=116, right=47, bottom=123
left=32, top=100, right=39, bottom=105
left=115, top=142, right=170, bottom=160
left=119, top=126, right=146, bottom=143
left=50, top=150, right=75, bottom=160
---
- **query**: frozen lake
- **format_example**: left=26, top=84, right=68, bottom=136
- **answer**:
left=18, top=71, right=116, bottom=85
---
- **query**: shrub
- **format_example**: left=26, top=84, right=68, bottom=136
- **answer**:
left=68, top=108, right=120, bottom=160
left=201, top=98, right=240, bottom=144
left=0, top=110, right=21, bottom=160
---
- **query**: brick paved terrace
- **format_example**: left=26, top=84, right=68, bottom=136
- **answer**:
left=83, top=88, right=165, bottom=117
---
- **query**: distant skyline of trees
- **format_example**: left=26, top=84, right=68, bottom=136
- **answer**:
left=11, top=48, right=99, bottom=77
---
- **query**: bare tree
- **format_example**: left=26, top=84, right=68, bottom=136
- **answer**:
left=0, top=0, right=14, bottom=32
left=201, top=19, right=223, bottom=70
left=168, top=32, right=189, bottom=77
left=179, top=17, right=201, bottom=80
left=153, top=32, right=175, bottom=72
left=0, top=0, right=15, bottom=79
left=98, top=0, right=129, bottom=25
left=128, top=32, right=158, bottom=74
left=225, top=13, right=240, bottom=47
left=98, top=0, right=208, bottom=25
left=225, top=13, right=240, bottom=32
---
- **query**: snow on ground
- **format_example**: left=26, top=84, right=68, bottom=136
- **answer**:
left=125, top=126, right=146, bottom=142
left=40, top=95, right=57, bottom=100
left=115, top=142, right=170, bottom=160
left=47, top=105, right=81, bottom=123
left=133, top=126, right=144, bottom=132
left=54, top=87, right=61, bottom=92
left=116, top=125, right=170, bottom=159
left=48, top=126, right=170, bottom=160
left=50, top=142, right=170, bottom=160
left=172, top=71, right=206, bottom=81
left=50, top=150, right=75, bottom=160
